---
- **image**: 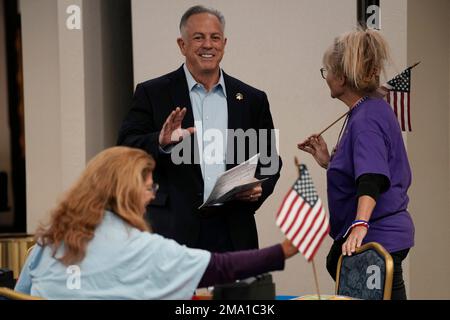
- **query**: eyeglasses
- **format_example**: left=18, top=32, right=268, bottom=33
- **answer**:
left=320, top=67, right=328, bottom=79
left=147, top=183, right=159, bottom=194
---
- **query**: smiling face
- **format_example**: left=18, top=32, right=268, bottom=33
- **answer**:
left=177, top=12, right=227, bottom=79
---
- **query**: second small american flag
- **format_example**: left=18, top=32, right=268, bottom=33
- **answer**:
left=381, top=66, right=413, bottom=131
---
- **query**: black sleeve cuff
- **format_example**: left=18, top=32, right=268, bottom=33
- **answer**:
left=356, top=173, right=390, bottom=201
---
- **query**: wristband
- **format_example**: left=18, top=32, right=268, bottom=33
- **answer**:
left=343, top=219, right=369, bottom=238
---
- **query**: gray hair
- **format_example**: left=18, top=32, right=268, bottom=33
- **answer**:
left=179, top=5, right=225, bottom=37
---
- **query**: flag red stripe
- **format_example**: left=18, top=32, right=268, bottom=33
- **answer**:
left=279, top=194, right=300, bottom=229
left=277, top=165, right=331, bottom=262
left=393, top=92, right=398, bottom=118
left=284, top=201, right=306, bottom=235
left=298, top=204, right=322, bottom=248
left=386, top=91, right=390, bottom=104
left=277, top=190, right=294, bottom=218
left=303, top=208, right=326, bottom=255
left=407, top=93, right=412, bottom=131
left=290, top=206, right=313, bottom=243
left=400, top=92, right=406, bottom=131
left=307, top=225, right=330, bottom=262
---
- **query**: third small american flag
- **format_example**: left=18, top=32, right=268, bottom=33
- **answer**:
left=380, top=66, right=413, bottom=132
left=276, top=164, right=329, bottom=261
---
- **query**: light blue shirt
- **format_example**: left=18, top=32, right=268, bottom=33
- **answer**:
left=183, top=64, right=228, bottom=202
left=15, top=211, right=211, bottom=299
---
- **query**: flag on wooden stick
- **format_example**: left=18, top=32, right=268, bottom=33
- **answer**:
left=276, top=163, right=329, bottom=262
left=377, top=62, right=420, bottom=132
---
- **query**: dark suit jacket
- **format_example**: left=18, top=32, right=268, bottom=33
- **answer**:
left=117, top=66, right=282, bottom=251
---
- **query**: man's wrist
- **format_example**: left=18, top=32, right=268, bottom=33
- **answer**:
left=159, top=142, right=175, bottom=154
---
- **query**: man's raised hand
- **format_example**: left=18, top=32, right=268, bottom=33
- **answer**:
left=159, top=107, right=196, bottom=147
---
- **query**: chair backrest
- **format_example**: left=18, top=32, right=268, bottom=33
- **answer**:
left=335, top=242, right=393, bottom=300
left=25, top=244, right=35, bottom=260
left=0, top=287, right=43, bottom=300
left=0, top=235, right=35, bottom=279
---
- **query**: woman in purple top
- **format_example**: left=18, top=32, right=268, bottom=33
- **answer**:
left=298, top=29, right=414, bottom=300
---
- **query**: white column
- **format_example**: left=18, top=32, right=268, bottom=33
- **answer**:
left=22, top=0, right=63, bottom=232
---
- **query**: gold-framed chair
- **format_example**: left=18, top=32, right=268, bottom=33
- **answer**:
left=335, top=242, right=393, bottom=300
left=25, top=244, right=35, bottom=260
left=0, top=287, right=43, bottom=300
left=0, top=235, right=35, bottom=280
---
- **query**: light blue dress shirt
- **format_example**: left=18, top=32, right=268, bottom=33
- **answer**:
left=183, top=64, right=228, bottom=202
left=15, top=211, right=211, bottom=299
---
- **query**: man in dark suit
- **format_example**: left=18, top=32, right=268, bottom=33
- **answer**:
left=118, top=5, right=282, bottom=252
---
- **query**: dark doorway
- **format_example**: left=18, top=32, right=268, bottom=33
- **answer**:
left=0, top=0, right=26, bottom=233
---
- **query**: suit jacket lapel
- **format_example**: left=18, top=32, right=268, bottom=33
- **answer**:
left=224, top=72, right=242, bottom=132
left=224, top=72, right=244, bottom=170
left=169, top=66, right=203, bottom=185
left=169, top=66, right=194, bottom=127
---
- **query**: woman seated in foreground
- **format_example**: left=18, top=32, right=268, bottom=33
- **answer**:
left=15, top=146, right=298, bottom=299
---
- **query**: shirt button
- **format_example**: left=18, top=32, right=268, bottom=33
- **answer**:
left=206, top=116, right=209, bottom=120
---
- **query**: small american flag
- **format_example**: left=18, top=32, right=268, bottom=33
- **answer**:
left=379, top=66, right=413, bottom=132
left=276, top=164, right=329, bottom=261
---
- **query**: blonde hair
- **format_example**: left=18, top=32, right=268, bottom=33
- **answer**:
left=323, top=28, right=391, bottom=93
left=35, top=146, right=155, bottom=265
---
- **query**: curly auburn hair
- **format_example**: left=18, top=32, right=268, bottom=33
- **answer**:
left=35, top=146, right=155, bottom=265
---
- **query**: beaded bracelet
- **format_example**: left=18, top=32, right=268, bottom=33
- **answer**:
left=343, top=219, right=370, bottom=238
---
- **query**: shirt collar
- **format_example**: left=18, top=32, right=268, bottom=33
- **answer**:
left=183, top=63, right=227, bottom=97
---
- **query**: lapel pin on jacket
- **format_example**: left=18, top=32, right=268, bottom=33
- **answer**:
left=236, top=93, right=244, bottom=101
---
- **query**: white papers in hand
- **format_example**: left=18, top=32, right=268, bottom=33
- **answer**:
left=198, top=154, right=267, bottom=209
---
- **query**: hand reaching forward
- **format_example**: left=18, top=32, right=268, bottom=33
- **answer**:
left=159, top=107, right=196, bottom=147
left=297, top=134, right=330, bottom=169
left=281, top=239, right=299, bottom=259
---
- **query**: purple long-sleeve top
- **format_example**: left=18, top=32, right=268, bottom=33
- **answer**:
left=198, top=244, right=285, bottom=288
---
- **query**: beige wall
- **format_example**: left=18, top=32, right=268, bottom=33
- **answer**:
left=407, top=0, right=450, bottom=299
left=132, top=0, right=410, bottom=296
left=22, top=0, right=63, bottom=231
left=97, top=0, right=134, bottom=150
left=21, top=0, right=133, bottom=232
